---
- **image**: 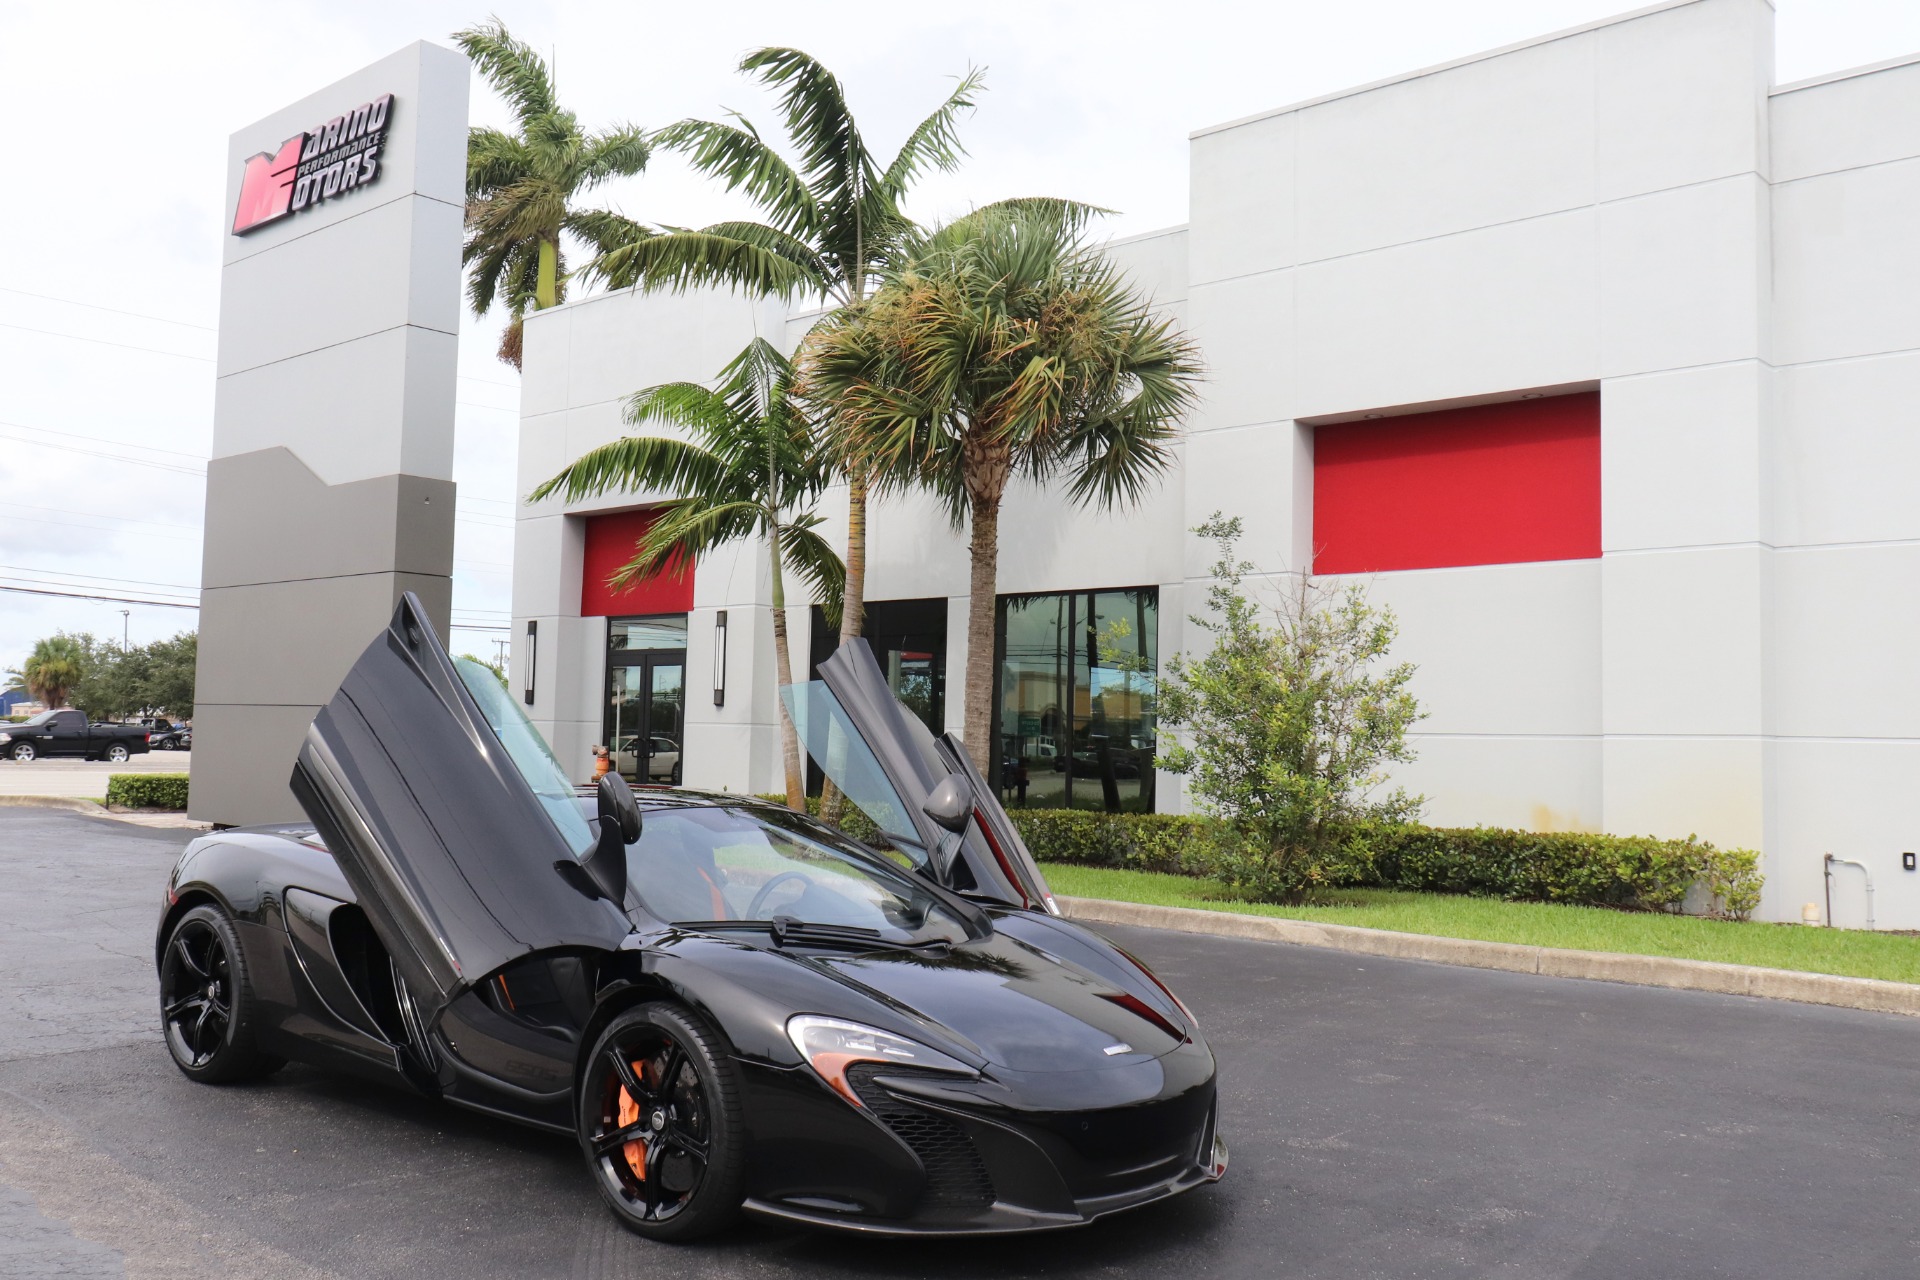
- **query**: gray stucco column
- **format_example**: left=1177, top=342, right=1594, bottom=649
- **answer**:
left=191, top=42, right=468, bottom=826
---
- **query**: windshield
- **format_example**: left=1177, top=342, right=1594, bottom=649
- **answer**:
left=626, top=805, right=966, bottom=944
left=453, top=657, right=596, bottom=860
left=781, top=680, right=926, bottom=861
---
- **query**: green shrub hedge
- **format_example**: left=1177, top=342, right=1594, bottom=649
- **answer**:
left=751, top=794, right=1762, bottom=921
left=106, top=773, right=190, bottom=810
left=1008, top=811, right=1760, bottom=920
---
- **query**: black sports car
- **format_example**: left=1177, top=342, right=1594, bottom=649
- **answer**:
left=155, top=595, right=1225, bottom=1240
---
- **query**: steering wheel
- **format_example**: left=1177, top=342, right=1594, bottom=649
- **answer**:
left=748, top=871, right=812, bottom=919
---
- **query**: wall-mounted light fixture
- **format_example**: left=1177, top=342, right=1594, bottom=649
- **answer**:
left=523, top=620, right=538, bottom=706
left=712, top=610, right=728, bottom=707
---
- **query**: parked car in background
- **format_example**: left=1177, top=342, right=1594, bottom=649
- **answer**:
left=613, top=734, right=680, bottom=785
left=0, top=710, right=152, bottom=762
left=140, top=718, right=192, bottom=751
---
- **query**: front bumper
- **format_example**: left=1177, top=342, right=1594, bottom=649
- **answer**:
left=744, top=1131, right=1227, bottom=1236
left=737, top=1041, right=1227, bottom=1237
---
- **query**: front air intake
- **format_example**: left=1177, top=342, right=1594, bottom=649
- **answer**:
left=846, top=1063, right=994, bottom=1212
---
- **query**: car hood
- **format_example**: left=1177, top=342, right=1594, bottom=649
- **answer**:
left=765, top=923, right=1189, bottom=1074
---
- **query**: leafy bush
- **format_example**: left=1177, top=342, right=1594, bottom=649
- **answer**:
left=1364, top=826, right=1761, bottom=919
left=1157, top=516, right=1424, bottom=903
left=1013, top=808, right=1761, bottom=921
left=106, top=773, right=190, bottom=811
left=1006, top=809, right=1215, bottom=875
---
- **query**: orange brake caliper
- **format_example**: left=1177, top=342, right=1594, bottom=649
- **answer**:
left=617, top=1059, right=649, bottom=1179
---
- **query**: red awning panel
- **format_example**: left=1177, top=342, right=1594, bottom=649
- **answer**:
left=1312, top=392, right=1600, bottom=574
left=580, top=509, right=694, bottom=617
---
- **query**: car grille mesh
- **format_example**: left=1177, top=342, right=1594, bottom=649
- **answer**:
left=846, top=1064, right=994, bottom=1212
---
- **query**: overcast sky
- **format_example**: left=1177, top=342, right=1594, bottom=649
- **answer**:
left=2, top=0, right=1916, bottom=684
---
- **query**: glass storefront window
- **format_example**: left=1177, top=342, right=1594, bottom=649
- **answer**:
left=995, top=588, right=1157, bottom=813
left=606, top=615, right=687, bottom=786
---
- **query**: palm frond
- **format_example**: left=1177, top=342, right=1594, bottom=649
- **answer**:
left=528, top=433, right=735, bottom=506
left=466, top=126, right=535, bottom=197
left=653, top=117, right=819, bottom=240
left=776, top=522, right=846, bottom=627
left=609, top=500, right=765, bottom=588
left=585, top=226, right=822, bottom=299
left=879, top=67, right=985, bottom=197
left=453, top=19, right=559, bottom=127
left=574, top=125, right=651, bottom=188
left=740, top=48, right=879, bottom=212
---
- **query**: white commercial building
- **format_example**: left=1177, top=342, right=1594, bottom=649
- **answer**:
left=512, top=0, right=1920, bottom=928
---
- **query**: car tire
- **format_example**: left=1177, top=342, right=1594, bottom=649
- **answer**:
left=10, top=741, right=34, bottom=762
left=579, top=1002, right=747, bottom=1242
left=106, top=744, right=130, bottom=763
left=670, top=763, right=681, bottom=787
left=159, top=739, right=176, bottom=751
left=159, top=904, right=284, bottom=1084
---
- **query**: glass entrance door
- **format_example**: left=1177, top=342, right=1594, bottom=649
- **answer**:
left=606, top=616, right=688, bottom=786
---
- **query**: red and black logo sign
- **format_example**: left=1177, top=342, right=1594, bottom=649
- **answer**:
left=232, top=93, right=395, bottom=236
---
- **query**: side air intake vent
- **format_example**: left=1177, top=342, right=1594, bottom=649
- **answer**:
left=846, top=1063, right=994, bottom=1212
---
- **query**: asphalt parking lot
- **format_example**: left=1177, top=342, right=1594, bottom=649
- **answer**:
left=4, top=804, right=1919, bottom=1279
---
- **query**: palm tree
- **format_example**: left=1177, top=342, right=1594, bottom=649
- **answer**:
left=587, top=48, right=984, bottom=656
left=454, top=19, right=651, bottom=367
left=9, top=635, right=87, bottom=709
left=528, top=339, right=843, bottom=809
left=805, top=205, right=1203, bottom=766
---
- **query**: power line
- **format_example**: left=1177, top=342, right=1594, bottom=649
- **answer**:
left=0, top=583, right=199, bottom=609
left=0, top=287, right=217, bottom=331
left=0, top=419, right=210, bottom=461
left=0, top=431, right=208, bottom=477
left=0, top=320, right=214, bottom=362
left=0, top=511, right=200, bottom=541
left=0, top=502, right=201, bottom=533
left=0, top=573, right=197, bottom=604
left=0, top=564, right=201, bottom=591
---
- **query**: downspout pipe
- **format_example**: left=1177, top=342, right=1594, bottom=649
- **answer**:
left=1823, top=854, right=1876, bottom=931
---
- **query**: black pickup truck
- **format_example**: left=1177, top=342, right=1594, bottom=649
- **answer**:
left=0, top=710, right=152, bottom=762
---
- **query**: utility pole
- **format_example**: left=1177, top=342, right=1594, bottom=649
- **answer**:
left=119, top=610, right=130, bottom=649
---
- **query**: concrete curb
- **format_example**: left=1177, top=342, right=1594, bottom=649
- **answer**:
left=0, top=795, right=103, bottom=814
left=0, top=794, right=209, bottom=829
left=1057, top=895, right=1920, bottom=1018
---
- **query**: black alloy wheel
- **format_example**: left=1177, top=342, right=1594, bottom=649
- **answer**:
left=579, top=1003, right=746, bottom=1241
left=106, top=743, right=130, bottom=763
left=159, top=904, right=282, bottom=1083
left=10, top=741, right=34, bottom=762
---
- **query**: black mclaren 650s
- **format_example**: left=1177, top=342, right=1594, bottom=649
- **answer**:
left=155, top=595, right=1226, bottom=1240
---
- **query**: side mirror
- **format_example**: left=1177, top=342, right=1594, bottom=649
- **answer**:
left=923, top=773, right=974, bottom=833
left=579, top=773, right=639, bottom=902
left=598, top=771, right=642, bottom=843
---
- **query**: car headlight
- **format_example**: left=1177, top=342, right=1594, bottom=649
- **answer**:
left=786, top=1015, right=975, bottom=1106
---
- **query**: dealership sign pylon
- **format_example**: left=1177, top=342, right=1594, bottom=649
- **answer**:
left=192, top=43, right=468, bottom=826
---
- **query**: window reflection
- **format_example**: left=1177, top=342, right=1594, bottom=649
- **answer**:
left=995, top=589, right=1157, bottom=813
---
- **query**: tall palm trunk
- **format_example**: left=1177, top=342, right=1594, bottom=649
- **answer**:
left=766, top=529, right=807, bottom=809
left=838, top=469, right=868, bottom=645
left=816, top=468, right=868, bottom=824
left=962, top=490, right=999, bottom=766
left=536, top=235, right=559, bottom=310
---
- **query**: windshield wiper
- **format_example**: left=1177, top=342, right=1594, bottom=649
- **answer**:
left=687, top=916, right=953, bottom=954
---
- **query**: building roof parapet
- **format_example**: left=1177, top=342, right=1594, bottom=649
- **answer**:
left=1190, top=0, right=1718, bottom=139
left=1771, top=49, right=1920, bottom=97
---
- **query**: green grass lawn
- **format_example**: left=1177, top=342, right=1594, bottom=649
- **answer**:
left=1041, top=862, right=1920, bottom=986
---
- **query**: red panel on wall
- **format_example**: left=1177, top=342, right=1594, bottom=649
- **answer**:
left=1312, top=392, right=1600, bottom=574
left=580, top=508, right=694, bottom=617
